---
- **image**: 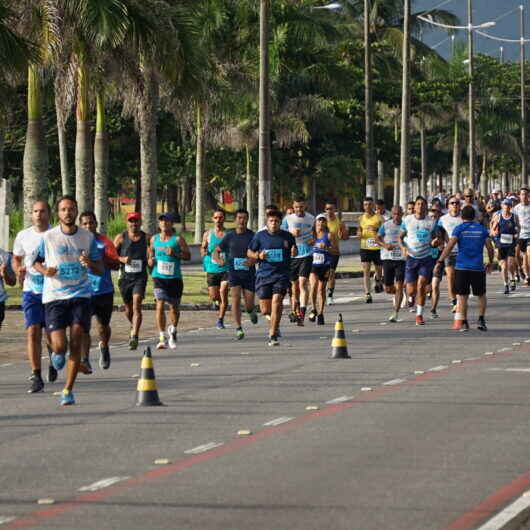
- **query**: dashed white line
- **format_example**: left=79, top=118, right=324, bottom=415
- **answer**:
left=428, top=365, right=448, bottom=372
left=325, top=396, right=352, bottom=404
left=488, top=367, right=530, bottom=373
left=184, top=442, right=223, bottom=455
left=79, top=476, right=130, bottom=492
left=0, top=517, right=16, bottom=525
left=0, top=363, right=12, bottom=368
left=475, top=492, right=530, bottom=530
left=263, top=417, right=293, bottom=427
left=497, top=347, right=511, bottom=352
left=383, top=378, right=406, bottom=386
left=465, top=357, right=481, bottom=361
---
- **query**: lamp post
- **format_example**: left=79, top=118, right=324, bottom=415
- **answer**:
left=399, top=0, right=411, bottom=207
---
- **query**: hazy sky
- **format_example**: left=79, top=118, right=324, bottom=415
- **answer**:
left=414, top=0, right=527, bottom=61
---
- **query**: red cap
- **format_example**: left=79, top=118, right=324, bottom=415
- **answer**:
left=127, top=212, right=141, bottom=221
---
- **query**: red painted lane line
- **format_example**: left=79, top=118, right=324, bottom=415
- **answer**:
left=444, top=469, right=530, bottom=530
left=3, top=347, right=522, bottom=529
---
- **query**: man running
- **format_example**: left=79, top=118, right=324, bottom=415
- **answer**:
left=148, top=213, right=190, bottom=350
left=462, top=188, right=482, bottom=222
left=399, top=196, right=440, bottom=325
left=282, top=196, right=314, bottom=324
left=79, top=212, right=120, bottom=371
left=376, top=199, right=391, bottom=221
left=513, top=187, right=530, bottom=285
left=114, top=212, right=149, bottom=350
left=33, top=196, right=103, bottom=406
left=214, top=208, right=258, bottom=340
left=358, top=197, right=384, bottom=303
left=435, top=205, right=494, bottom=332
left=404, top=201, right=415, bottom=219
left=428, top=203, right=444, bottom=318
left=248, top=210, right=297, bottom=346
left=323, top=201, right=348, bottom=305
left=0, top=248, right=15, bottom=330
left=12, top=200, right=54, bottom=393
left=201, top=209, right=229, bottom=330
left=376, top=205, right=406, bottom=322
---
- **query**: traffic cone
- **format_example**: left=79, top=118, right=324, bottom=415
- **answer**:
left=331, top=313, right=350, bottom=359
left=136, top=347, right=163, bottom=406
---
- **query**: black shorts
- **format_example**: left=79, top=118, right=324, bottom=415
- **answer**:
left=290, top=256, right=313, bottom=281
left=329, top=255, right=340, bottom=271
left=207, top=272, right=229, bottom=287
left=45, top=297, right=92, bottom=333
left=118, top=276, right=147, bottom=304
left=497, top=245, right=516, bottom=260
left=153, top=277, right=183, bottom=306
left=455, top=269, right=486, bottom=296
left=0, top=302, right=4, bottom=328
left=517, top=239, right=530, bottom=252
left=445, top=255, right=457, bottom=268
left=360, top=249, right=382, bottom=266
left=256, top=278, right=289, bottom=299
left=311, top=266, right=330, bottom=282
left=229, top=271, right=256, bottom=292
left=383, top=260, right=406, bottom=286
left=91, top=292, right=114, bottom=326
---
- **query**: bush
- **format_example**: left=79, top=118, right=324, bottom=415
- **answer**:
left=9, top=209, right=23, bottom=245
left=106, top=213, right=127, bottom=239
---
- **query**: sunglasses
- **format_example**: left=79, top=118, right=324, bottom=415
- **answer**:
left=128, top=219, right=139, bottom=223
left=465, top=195, right=473, bottom=198
left=449, top=202, right=458, bottom=205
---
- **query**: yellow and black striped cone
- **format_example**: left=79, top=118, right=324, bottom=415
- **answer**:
left=136, top=347, right=163, bottom=406
left=331, top=313, right=350, bottom=359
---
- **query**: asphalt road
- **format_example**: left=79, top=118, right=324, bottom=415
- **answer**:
left=1, top=272, right=530, bottom=530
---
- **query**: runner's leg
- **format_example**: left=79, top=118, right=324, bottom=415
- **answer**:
left=231, top=286, right=242, bottom=329
left=219, top=281, right=229, bottom=321
left=65, top=324, right=82, bottom=392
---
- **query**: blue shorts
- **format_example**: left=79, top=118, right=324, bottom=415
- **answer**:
left=255, top=277, right=290, bottom=299
left=405, top=256, right=435, bottom=284
left=229, top=271, right=256, bottom=292
left=22, top=291, right=46, bottom=328
left=45, top=298, right=92, bottom=334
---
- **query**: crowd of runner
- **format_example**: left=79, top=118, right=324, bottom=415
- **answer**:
left=0, top=187, right=527, bottom=405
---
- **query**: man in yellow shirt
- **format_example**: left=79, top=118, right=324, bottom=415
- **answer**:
left=358, top=197, right=384, bottom=303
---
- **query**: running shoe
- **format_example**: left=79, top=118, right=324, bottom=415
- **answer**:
left=28, top=374, right=44, bottom=394
left=451, top=300, right=458, bottom=313
left=327, top=296, right=334, bottom=306
left=98, top=342, right=111, bottom=370
left=388, top=312, right=398, bottom=323
left=167, top=325, right=178, bottom=349
left=374, top=281, right=383, bottom=294
left=296, top=316, right=305, bottom=327
left=504, top=285, right=510, bottom=295
left=156, top=337, right=168, bottom=350
left=79, top=358, right=93, bottom=375
left=60, top=389, right=75, bottom=406
left=308, top=310, right=317, bottom=323
left=510, top=279, right=516, bottom=291
left=365, top=293, right=373, bottom=304
left=268, top=335, right=279, bottom=347
left=216, top=319, right=225, bottom=330
left=477, top=316, right=488, bottom=332
left=265, top=314, right=271, bottom=321
left=129, top=335, right=139, bottom=350
left=317, top=314, right=325, bottom=325
left=460, top=320, right=470, bottom=332
left=415, top=315, right=425, bottom=326
left=236, top=328, right=245, bottom=340
left=515, top=274, right=521, bottom=283
left=288, top=312, right=297, bottom=323
left=51, top=353, right=65, bottom=371
left=249, top=311, right=258, bottom=324
left=277, top=328, right=282, bottom=338
left=47, top=346, right=58, bottom=382
left=430, top=309, right=439, bottom=319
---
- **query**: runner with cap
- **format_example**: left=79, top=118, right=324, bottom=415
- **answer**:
left=201, top=209, right=229, bottom=330
left=148, top=213, right=190, bottom=349
left=114, top=212, right=149, bottom=350
left=513, top=188, right=530, bottom=285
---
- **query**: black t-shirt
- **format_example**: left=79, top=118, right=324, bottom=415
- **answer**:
left=218, top=229, right=255, bottom=273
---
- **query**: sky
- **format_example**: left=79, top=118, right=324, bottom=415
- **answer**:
left=414, top=0, right=527, bottom=61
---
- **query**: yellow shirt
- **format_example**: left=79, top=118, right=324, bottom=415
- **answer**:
left=327, top=216, right=341, bottom=237
left=359, top=213, right=383, bottom=250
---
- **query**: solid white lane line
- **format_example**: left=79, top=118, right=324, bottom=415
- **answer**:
left=325, top=396, right=352, bottom=404
left=487, top=367, right=530, bottom=373
left=184, top=442, right=223, bottom=455
left=428, top=365, right=448, bottom=372
left=79, top=476, right=130, bottom=492
left=383, top=378, right=406, bottom=386
left=0, top=517, right=16, bottom=525
left=263, top=417, right=293, bottom=427
left=476, top=493, right=530, bottom=530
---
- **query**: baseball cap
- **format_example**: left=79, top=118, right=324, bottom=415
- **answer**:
left=316, top=213, right=327, bottom=221
left=127, top=212, right=141, bottom=221
left=158, top=212, right=178, bottom=222
left=502, top=198, right=512, bottom=206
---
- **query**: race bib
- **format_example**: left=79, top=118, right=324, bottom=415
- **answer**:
left=265, top=249, right=283, bottom=263
left=90, top=274, right=102, bottom=293
left=500, top=234, right=513, bottom=245
left=366, top=238, right=376, bottom=248
left=58, top=262, right=83, bottom=281
left=416, top=229, right=430, bottom=243
left=125, top=259, right=143, bottom=274
left=313, top=253, right=325, bottom=265
left=234, top=258, right=249, bottom=271
left=391, top=247, right=402, bottom=259
left=158, top=261, right=175, bottom=276
left=297, top=243, right=310, bottom=256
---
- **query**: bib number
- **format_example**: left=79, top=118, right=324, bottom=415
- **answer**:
left=391, top=247, right=402, bottom=259
left=313, top=253, right=325, bottom=265
left=29, top=273, right=44, bottom=288
left=90, top=274, right=102, bottom=293
left=125, top=259, right=143, bottom=274
left=416, top=229, right=430, bottom=244
left=297, top=243, right=310, bottom=256
left=366, top=238, right=376, bottom=248
left=265, top=249, right=283, bottom=263
left=234, top=257, right=249, bottom=271
left=500, top=234, right=513, bottom=245
left=158, top=261, right=175, bottom=276
left=58, top=262, right=83, bottom=281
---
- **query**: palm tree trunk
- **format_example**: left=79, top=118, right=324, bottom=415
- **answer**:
left=194, top=104, right=205, bottom=244
left=23, top=64, right=48, bottom=226
left=0, top=121, right=4, bottom=182
left=377, top=160, right=384, bottom=200
left=245, top=144, right=256, bottom=230
left=452, top=119, right=460, bottom=194
left=181, top=177, right=189, bottom=232
left=399, top=0, right=411, bottom=207
left=420, top=122, right=427, bottom=197
left=480, top=153, right=488, bottom=198
left=364, top=0, right=375, bottom=197
left=94, top=89, right=109, bottom=233
left=75, top=57, right=93, bottom=213
left=55, top=92, right=71, bottom=196
left=393, top=167, right=399, bottom=205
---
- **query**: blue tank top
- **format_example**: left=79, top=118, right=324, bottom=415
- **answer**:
left=203, top=229, right=229, bottom=274
left=496, top=214, right=517, bottom=248
left=312, top=232, right=331, bottom=267
left=152, top=233, right=182, bottom=279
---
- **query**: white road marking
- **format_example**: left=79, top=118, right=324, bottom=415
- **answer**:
left=379, top=322, right=388, bottom=326
left=488, top=368, right=530, bottom=373
left=184, top=442, right=223, bottom=455
left=452, top=360, right=462, bottom=364
left=465, top=357, right=481, bottom=361
left=497, top=347, right=511, bottom=352
left=428, top=365, right=448, bottom=372
left=475, top=492, right=530, bottom=530
left=525, top=339, right=530, bottom=343
left=325, top=396, right=352, bottom=404
left=512, top=342, right=521, bottom=346
left=0, top=363, right=12, bottom=368
left=263, top=417, right=293, bottom=427
left=360, top=387, right=372, bottom=392
left=79, top=476, right=130, bottom=492
left=383, top=378, right=405, bottom=386
left=0, top=517, right=15, bottom=525
left=484, top=352, right=495, bottom=356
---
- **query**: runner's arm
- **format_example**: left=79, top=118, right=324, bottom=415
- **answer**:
left=436, top=236, right=457, bottom=263
left=329, top=233, right=340, bottom=255
left=485, top=238, right=495, bottom=269
left=113, top=233, right=129, bottom=265
left=0, top=256, right=16, bottom=286
left=103, top=238, right=121, bottom=270
left=11, top=254, right=25, bottom=285
left=200, top=231, right=209, bottom=257
left=147, top=236, right=155, bottom=268
left=339, top=221, right=349, bottom=241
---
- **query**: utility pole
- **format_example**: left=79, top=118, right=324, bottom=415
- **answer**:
left=364, top=0, right=375, bottom=197
left=399, top=0, right=411, bottom=207
left=468, top=0, right=476, bottom=189
left=521, top=5, right=527, bottom=187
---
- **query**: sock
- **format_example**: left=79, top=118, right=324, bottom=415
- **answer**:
left=328, top=287, right=334, bottom=297
left=33, top=369, right=42, bottom=378
left=416, top=305, right=424, bottom=316
left=455, top=312, right=463, bottom=320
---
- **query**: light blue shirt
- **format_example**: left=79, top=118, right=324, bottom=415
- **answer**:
left=282, top=212, right=315, bottom=258
left=400, top=216, right=438, bottom=259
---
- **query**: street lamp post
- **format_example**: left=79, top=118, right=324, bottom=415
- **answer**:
left=399, top=0, right=411, bottom=207
left=521, top=5, right=527, bottom=186
left=468, top=0, right=476, bottom=189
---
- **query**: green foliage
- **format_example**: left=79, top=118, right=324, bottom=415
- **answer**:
left=106, top=212, right=127, bottom=240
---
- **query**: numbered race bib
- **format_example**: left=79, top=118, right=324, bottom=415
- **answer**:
left=125, top=259, right=143, bottom=274
left=265, top=249, right=283, bottom=263
left=416, top=229, right=430, bottom=244
left=90, top=274, right=102, bottom=293
left=313, top=252, right=325, bottom=265
left=58, top=262, right=83, bottom=281
left=366, top=238, right=376, bottom=248
left=158, top=261, right=175, bottom=276
left=233, top=257, right=249, bottom=271
left=500, top=234, right=514, bottom=245
left=391, top=247, right=402, bottom=259
left=297, top=243, right=310, bottom=256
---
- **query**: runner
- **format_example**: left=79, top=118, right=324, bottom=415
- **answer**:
left=148, top=213, right=190, bottom=350
left=376, top=205, right=406, bottom=322
left=323, top=201, right=349, bottom=305
left=12, top=200, right=54, bottom=393
left=248, top=210, right=297, bottom=346
left=462, top=188, right=482, bottom=222
left=358, top=197, right=384, bottom=303
left=79, top=212, right=120, bottom=371
left=282, top=196, right=315, bottom=324
left=201, top=209, right=229, bottom=330
left=428, top=203, right=444, bottom=318
left=375, top=200, right=391, bottom=221
left=399, top=196, right=440, bottom=325
left=33, top=196, right=103, bottom=406
left=258, top=204, right=279, bottom=231
left=490, top=198, right=519, bottom=295
left=308, top=214, right=338, bottom=325
left=114, top=212, right=149, bottom=350
left=0, top=246, right=15, bottom=330
left=435, top=205, right=494, bottom=332
left=213, top=209, right=258, bottom=340
left=438, top=196, right=464, bottom=314
left=513, top=188, right=530, bottom=285
left=404, top=201, right=415, bottom=219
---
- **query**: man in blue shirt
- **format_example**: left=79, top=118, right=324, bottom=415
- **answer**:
left=248, top=210, right=297, bottom=346
left=435, top=206, right=494, bottom=332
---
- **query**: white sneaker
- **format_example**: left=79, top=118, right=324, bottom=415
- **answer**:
left=156, top=336, right=168, bottom=350
left=168, top=325, right=177, bottom=349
